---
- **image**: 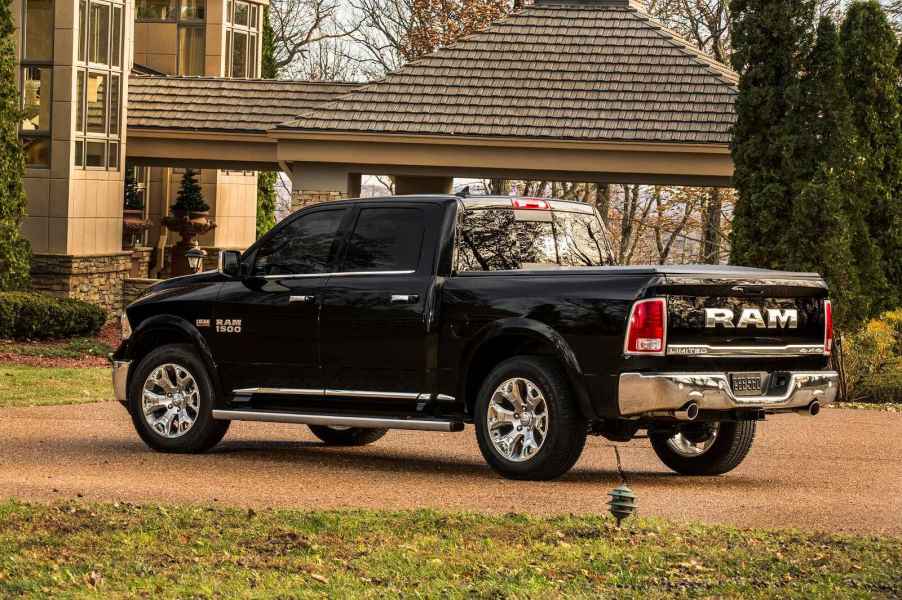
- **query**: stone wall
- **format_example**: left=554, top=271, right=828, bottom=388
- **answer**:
left=123, top=278, right=161, bottom=307
left=31, top=252, right=132, bottom=316
left=128, top=247, right=153, bottom=278
left=290, top=190, right=344, bottom=212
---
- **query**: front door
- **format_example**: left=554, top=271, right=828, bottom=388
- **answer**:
left=319, top=204, right=438, bottom=402
left=214, top=206, right=351, bottom=395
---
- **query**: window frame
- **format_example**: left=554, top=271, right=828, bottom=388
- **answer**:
left=75, top=0, right=125, bottom=171
left=19, top=0, right=54, bottom=169
left=225, top=0, right=260, bottom=78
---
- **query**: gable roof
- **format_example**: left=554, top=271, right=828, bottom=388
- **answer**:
left=127, top=76, right=357, bottom=134
left=275, top=0, right=737, bottom=145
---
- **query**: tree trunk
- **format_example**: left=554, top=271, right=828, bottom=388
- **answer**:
left=594, top=183, right=611, bottom=228
left=701, top=188, right=723, bottom=264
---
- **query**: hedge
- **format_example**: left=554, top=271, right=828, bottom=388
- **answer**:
left=0, top=292, right=106, bottom=340
left=839, top=308, right=902, bottom=403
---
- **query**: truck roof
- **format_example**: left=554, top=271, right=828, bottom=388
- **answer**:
left=333, top=194, right=597, bottom=214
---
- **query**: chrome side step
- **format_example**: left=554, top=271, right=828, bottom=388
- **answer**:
left=212, top=409, right=465, bottom=432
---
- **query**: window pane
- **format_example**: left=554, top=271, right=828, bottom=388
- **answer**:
left=75, top=71, right=85, bottom=132
left=234, top=1, right=248, bottom=26
left=89, top=2, right=110, bottom=64
left=109, top=74, right=120, bottom=135
left=180, top=0, right=205, bottom=21
left=24, top=0, right=53, bottom=61
left=85, top=140, right=105, bottom=167
left=21, top=66, right=51, bottom=132
left=111, top=5, right=122, bottom=67
left=23, top=136, right=50, bottom=167
left=230, top=31, right=247, bottom=77
left=248, top=34, right=257, bottom=78
left=225, top=30, right=231, bottom=76
left=78, top=0, right=87, bottom=61
left=86, top=72, right=107, bottom=134
left=226, top=0, right=232, bottom=23
left=554, top=213, right=608, bottom=267
left=253, top=209, right=347, bottom=276
left=74, top=140, right=84, bottom=167
left=137, top=0, right=176, bottom=20
left=343, top=208, right=424, bottom=272
left=250, top=4, right=257, bottom=29
left=108, top=141, right=119, bottom=169
left=458, top=209, right=559, bottom=272
left=178, top=27, right=205, bottom=75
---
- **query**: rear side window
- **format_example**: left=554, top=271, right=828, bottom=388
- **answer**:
left=342, top=207, right=425, bottom=272
left=458, top=208, right=611, bottom=272
left=252, top=208, right=346, bottom=276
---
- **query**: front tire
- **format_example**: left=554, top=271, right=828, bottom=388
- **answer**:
left=649, top=420, right=756, bottom=475
left=308, top=425, right=388, bottom=446
left=128, top=343, right=229, bottom=453
left=475, top=356, right=587, bottom=481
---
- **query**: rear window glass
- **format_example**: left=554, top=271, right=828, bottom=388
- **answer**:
left=458, top=208, right=612, bottom=272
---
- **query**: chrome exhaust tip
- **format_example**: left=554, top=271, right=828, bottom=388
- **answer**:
left=674, top=402, right=699, bottom=421
left=795, top=401, right=820, bottom=416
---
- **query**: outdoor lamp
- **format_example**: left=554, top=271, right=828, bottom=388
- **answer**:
left=186, top=247, right=207, bottom=273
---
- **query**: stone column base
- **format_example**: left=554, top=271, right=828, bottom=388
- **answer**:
left=291, top=190, right=345, bottom=212
left=31, top=252, right=132, bottom=316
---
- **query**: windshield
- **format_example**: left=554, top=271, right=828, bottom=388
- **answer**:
left=457, top=208, right=615, bottom=272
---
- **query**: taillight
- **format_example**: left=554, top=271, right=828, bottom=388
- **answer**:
left=824, top=299, right=833, bottom=356
left=624, top=298, right=667, bottom=356
left=511, top=198, right=549, bottom=210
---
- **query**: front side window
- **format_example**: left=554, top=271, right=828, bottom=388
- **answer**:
left=342, top=208, right=425, bottom=272
left=253, top=209, right=347, bottom=276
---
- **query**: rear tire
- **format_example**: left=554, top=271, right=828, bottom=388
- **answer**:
left=128, top=343, right=229, bottom=453
left=308, top=425, right=388, bottom=446
left=650, top=420, right=756, bottom=476
left=474, top=356, right=587, bottom=481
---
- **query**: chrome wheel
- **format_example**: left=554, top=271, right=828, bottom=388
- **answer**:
left=141, top=363, right=200, bottom=439
left=666, top=423, right=720, bottom=458
left=487, top=377, right=549, bottom=462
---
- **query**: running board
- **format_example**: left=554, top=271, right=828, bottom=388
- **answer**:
left=212, top=409, right=465, bottom=432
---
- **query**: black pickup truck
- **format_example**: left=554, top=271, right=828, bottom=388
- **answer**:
left=112, top=195, right=837, bottom=480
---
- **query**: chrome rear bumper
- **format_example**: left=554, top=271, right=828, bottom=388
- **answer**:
left=618, top=371, right=838, bottom=417
left=111, top=360, right=131, bottom=404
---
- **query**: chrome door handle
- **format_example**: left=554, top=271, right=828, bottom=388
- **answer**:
left=390, top=294, right=420, bottom=304
left=289, top=295, right=315, bottom=304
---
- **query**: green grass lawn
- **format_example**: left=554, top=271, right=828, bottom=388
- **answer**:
left=0, top=337, right=113, bottom=360
left=0, top=366, right=109, bottom=408
left=0, top=501, right=898, bottom=599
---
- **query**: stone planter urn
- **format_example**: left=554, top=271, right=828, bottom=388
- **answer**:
left=122, top=209, right=152, bottom=249
left=162, top=213, right=216, bottom=276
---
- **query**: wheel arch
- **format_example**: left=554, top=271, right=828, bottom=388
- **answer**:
left=125, top=314, right=222, bottom=401
left=458, top=318, right=596, bottom=420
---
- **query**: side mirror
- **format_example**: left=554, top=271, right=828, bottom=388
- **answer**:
left=218, top=250, right=242, bottom=278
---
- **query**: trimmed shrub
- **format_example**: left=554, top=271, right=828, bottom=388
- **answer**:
left=0, top=292, right=106, bottom=340
left=840, top=309, right=902, bottom=403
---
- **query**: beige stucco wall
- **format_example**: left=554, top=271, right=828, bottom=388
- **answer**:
left=18, top=0, right=130, bottom=256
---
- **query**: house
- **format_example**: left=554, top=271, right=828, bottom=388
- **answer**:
left=11, top=0, right=737, bottom=314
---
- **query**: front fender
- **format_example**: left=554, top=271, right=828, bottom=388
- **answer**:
left=118, top=314, right=222, bottom=401
left=460, top=317, right=596, bottom=420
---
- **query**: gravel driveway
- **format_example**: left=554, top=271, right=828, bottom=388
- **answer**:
left=1, top=402, right=899, bottom=536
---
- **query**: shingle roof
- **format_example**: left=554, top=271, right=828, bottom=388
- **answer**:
left=276, top=0, right=737, bottom=144
left=127, top=76, right=358, bottom=134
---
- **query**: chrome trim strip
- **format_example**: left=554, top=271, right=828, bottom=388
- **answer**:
left=111, top=360, right=131, bottom=403
left=325, top=389, right=422, bottom=400
left=212, top=410, right=463, bottom=432
left=667, top=344, right=826, bottom=357
left=618, top=371, right=838, bottom=416
left=232, top=387, right=322, bottom=396
left=261, top=270, right=415, bottom=280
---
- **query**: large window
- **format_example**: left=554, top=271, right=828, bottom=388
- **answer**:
left=343, top=208, right=425, bottom=272
left=253, top=209, right=348, bottom=276
left=225, top=0, right=259, bottom=78
left=20, top=0, right=53, bottom=168
left=75, top=0, right=125, bottom=170
left=136, top=0, right=206, bottom=75
left=136, top=0, right=176, bottom=20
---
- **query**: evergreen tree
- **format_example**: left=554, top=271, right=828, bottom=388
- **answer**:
left=729, top=0, right=814, bottom=269
left=256, top=6, right=277, bottom=238
left=0, top=0, right=31, bottom=290
left=840, top=1, right=900, bottom=313
left=784, top=17, right=862, bottom=328
left=172, top=169, right=209, bottom=212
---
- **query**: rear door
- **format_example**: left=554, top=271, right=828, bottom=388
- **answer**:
left=319, top=203, right=439, bottom=404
